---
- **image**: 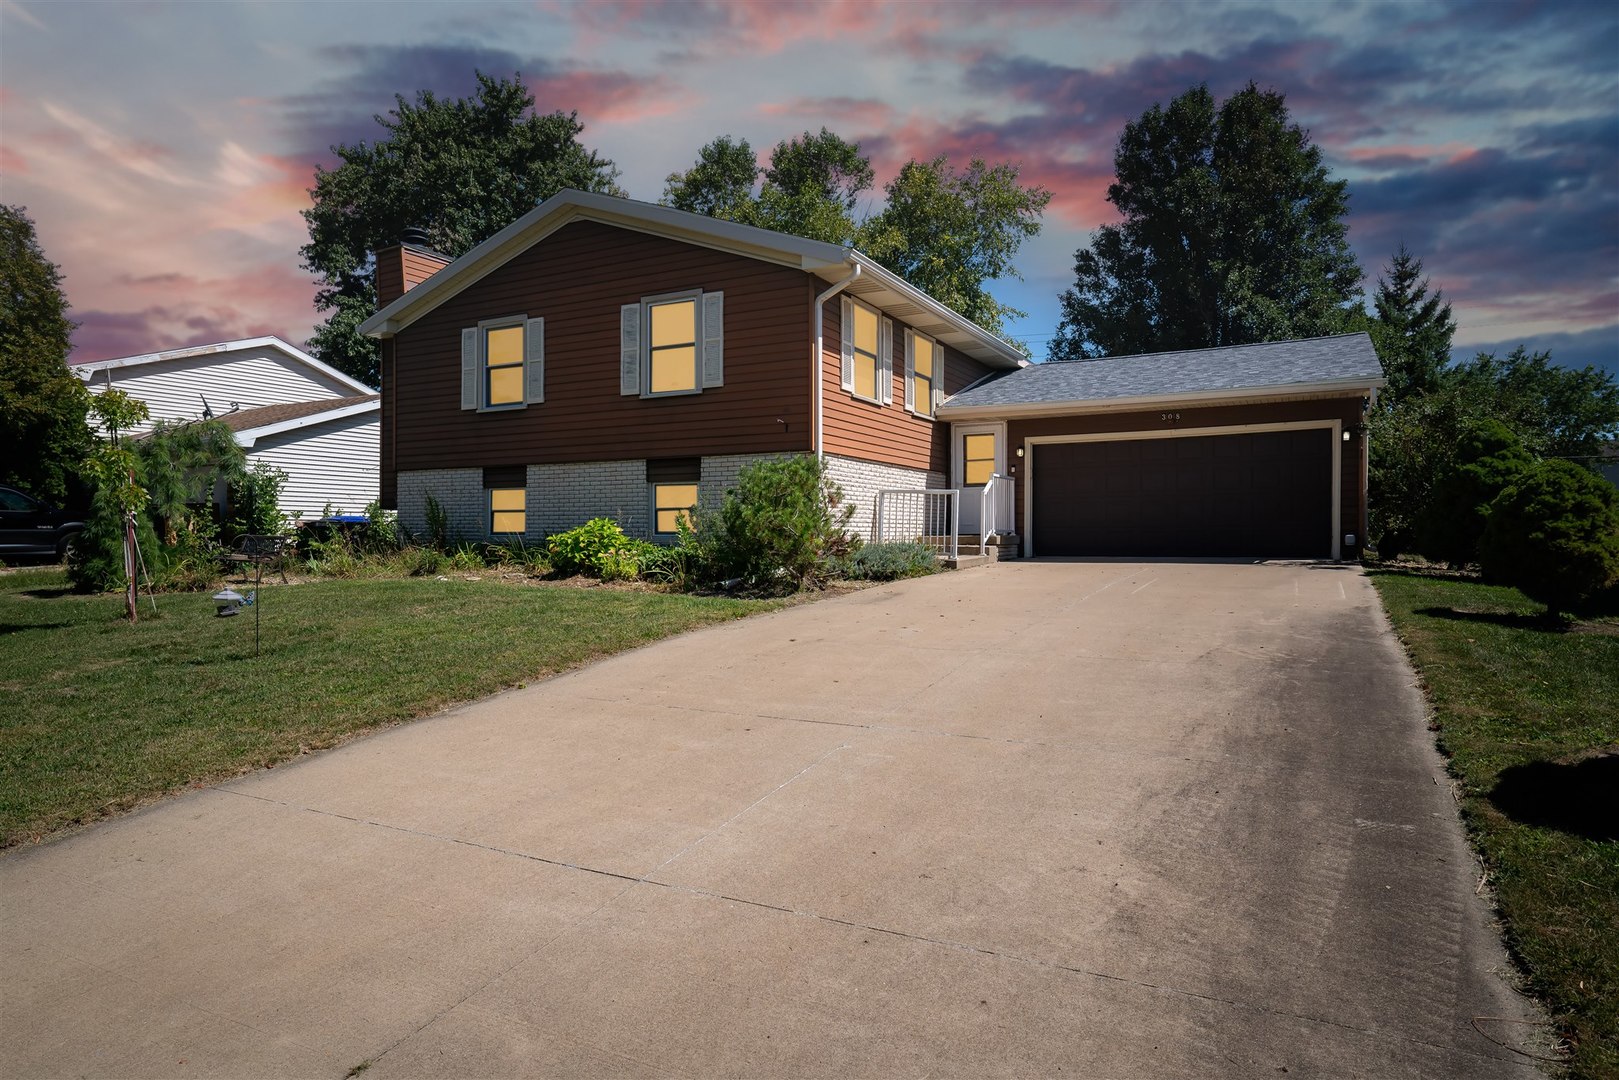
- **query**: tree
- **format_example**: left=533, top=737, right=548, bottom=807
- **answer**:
left=662, top=136, right=760, bottom=219
left=1449, top=345, right=1619, bottom=463
left=0, top=205, right=93, bottom=506
left=1479, top=459, right=1619, bottom=619
left=301, top=73, right=622, bottom=385
left=1051, top=82, right=1363, bottom=360
left=859, top=157, right=1052, bottom=339
left=764, top=128, right=874, bottom=213
left=1369, top=244, right=1456, bottom=402
left=1415, top=419, right=1533, bottom=566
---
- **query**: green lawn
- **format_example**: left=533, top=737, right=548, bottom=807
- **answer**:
left=0, top=569, right=775, bottom=849
left=1371, top=570, right=1618, bottom=1078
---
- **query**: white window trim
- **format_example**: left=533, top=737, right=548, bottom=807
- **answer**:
left=847, top=297, right=884, bottom=406
left=909, top=329, right=941, bottom=418
left=641, top=289, right=704, bottom=399
left=650, top=481, right=700, bottom=540
left=1020, top=420, right=1343, bottom=561
left=478, top=314, right=528, bottom=412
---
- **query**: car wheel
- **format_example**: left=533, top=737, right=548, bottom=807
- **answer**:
left=58, top=530, right=82, bottom=564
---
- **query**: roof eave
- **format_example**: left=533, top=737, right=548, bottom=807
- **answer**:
left=232, top=399, right=380, bottom=448
left=842, top=255, right=1027, bottom=369
left=938, top=376, right=1387, bottom=420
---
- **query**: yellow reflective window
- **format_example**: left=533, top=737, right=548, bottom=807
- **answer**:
left=490, top=488, right=525, bottom=534
left=655, top=483, right=698, bottom=534
left=854, top=304, right=878, bottom=355
left=651, top=299, right=696, bottom=348
left=651, top=346, right=698, bottom=393
left=485, top=323, right=525, bottom=406
left=964, top=434, right=995, bottom=486
left=914, top=338, right=934, bottom=378
left=488, top=364, right=524, bottom=405
left=648, top=299, right=698, bottom=394
left=853, top=355, right=877, bottom=400
left=486, top=326, right=524, bottom=366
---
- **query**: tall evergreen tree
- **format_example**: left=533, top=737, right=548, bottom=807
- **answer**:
left=301, top=73, right=622, bottom=385
left=1370, top=244, right=1456, bottom=401
left=1051, top=82, right=1363, bottom=360
left=0, top=205, right=92, bottom=506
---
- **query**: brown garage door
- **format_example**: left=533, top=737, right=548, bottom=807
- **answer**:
left=1031, top=429, right=1332, bottom=557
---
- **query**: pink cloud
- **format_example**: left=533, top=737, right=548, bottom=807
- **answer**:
left=528, top=69, right=691, bottom=124
left=758, top=97, right=895, bottom=132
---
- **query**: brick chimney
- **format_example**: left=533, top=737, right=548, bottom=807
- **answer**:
left=375, top=227, right=451, bottom=308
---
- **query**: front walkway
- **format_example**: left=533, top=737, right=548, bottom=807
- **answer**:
left=2, top=562, right=1540, bottom=1077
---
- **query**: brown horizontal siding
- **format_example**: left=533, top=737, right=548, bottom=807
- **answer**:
left=388, top=221, right=814, bottom=475
left=820, top=297, right=995, bottom=474
left=402, top=247, right=449, bottom=291
left=1006, top=396, right=1367, bottom=552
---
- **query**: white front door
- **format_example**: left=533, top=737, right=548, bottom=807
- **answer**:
left=953, top=424, right=1004, bottom=535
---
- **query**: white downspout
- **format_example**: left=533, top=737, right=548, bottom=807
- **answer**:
left=812, top=262, right=861, bottom=460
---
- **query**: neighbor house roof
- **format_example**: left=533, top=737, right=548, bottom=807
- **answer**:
left=71, top=336, right=376, bottom=396
left=939, top=333, right=1385, bottom=418
left=215, top=395, right=379, bottom=448
left=357, top=188, right=1027, bottom=369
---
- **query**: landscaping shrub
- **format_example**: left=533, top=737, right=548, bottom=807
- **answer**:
left=67, top=486, right=158, bottom=592
left=547, top=518, right=637, bottom=578
left=224, top=462, right=288, bottom=540
left=699, top=455, right=856, bottom=591
left=423, top=494, right=451, bottom=550
left=838, top=541, right=939, bottom=582
left=1479, top=459, right=1619, bottom=618
left=445, top=543, right=489, bottom=572
left=1414, top=420, right=1534, bottom=567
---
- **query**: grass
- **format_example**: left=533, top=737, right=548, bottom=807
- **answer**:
left=1370, top=570, right=1618, bottom=1078
left=0, top=569, right=777, bottom=849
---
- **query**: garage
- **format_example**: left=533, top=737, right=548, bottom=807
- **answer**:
left=1030, top=427, right=1334, bottom=558
left=936, top=334, right=1386, bottom=562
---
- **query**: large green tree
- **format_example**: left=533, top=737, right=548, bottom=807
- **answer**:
left=1051, top=82, right=1363, bottom=360
left=1370, top=244, right=1456, bottom=402
left=860, top=157, right=1052, bottom=339
left=0, top=205, right=92, bottom=506
left=301, top=73, right=622, bottom=385
left=663, top=133, right=1050, bottom=338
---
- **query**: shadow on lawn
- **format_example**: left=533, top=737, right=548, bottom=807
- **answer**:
left=1489, top=755, right=1619, bottom=842
left=1414, top=606, right=1563, bottom=632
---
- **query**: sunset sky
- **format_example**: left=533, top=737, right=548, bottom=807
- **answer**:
left=2, top=0, right=1615, bottom=375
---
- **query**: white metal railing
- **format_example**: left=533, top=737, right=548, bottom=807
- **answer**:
left=979, top=473, right=1015, bottom=553
left=874, top=488, right=959, bottom=561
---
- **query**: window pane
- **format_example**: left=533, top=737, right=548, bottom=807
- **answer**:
left=854, top=355, right=877, bottom=400
left=651, top=346, right=697, bottom=392
left=651, top=300, right=695, bottom=347
left=964, top=433, right=995, bottom=486
left=853, top=304, right=877, bottom=354
left=914, top=338, right=934, bottom=378
left=490, top=488, right=525, bottom=511
left=492, top=511, right=526, bottom=534
left=486, top=325, right=524, bottom=366
left=965, top=459, right=994, bottom=486
left=656, top=483, right=698, bottom=511
left=488, top=365, right=523, bottom=404
left=914, top=372, right=933, bottom=417
left=657, top=508, right=694, bottom=533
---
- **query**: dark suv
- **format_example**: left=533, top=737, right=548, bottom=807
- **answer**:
left=0, top=485, right=86, bottom=561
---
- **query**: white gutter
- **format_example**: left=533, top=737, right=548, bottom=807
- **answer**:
left=812, top=263, right=861, bottom=460
left=937, top=376, right=1386, bottom=420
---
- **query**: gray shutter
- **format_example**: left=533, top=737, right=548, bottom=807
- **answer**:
left=461, top=327, right=478, bottom=410
left=903, top=329, right=916, bottom=412
left=879, top=316, right=893, bottom=404
left=701, top=291, right=724, bottom=388
left=620, top=303, right=641, bottom=396
left=934, top=346, right=945, bottom=413
left=839, top=297, right=854, bottom=391
left=524, top=317, right=544, bottom=404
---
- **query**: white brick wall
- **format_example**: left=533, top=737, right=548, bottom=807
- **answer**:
left=398, top=452, right=933, bottom=543
left=823, top=454, right=945, bottom=540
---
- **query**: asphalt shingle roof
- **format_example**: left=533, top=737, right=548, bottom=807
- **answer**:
left=945, top=333, right=1383, bottom=410
left=214, top=395, right=378, bottom=432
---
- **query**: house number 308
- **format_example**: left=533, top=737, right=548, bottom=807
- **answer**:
left=1160, top=412, right=1181, bottom=422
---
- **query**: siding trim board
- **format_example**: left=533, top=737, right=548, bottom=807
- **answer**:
left=1022, top=419, right=1344, bottom=561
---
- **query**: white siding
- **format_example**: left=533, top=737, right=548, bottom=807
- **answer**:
left=83, top=347, right=360, bottom=433
left=248, top=412, right=380, bottom=522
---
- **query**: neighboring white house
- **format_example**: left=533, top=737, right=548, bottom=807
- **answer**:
left=74, top=337, right=381, bottom=521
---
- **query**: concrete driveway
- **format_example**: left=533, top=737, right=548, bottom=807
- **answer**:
left=2, top=562, right=1541, bottom=1078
